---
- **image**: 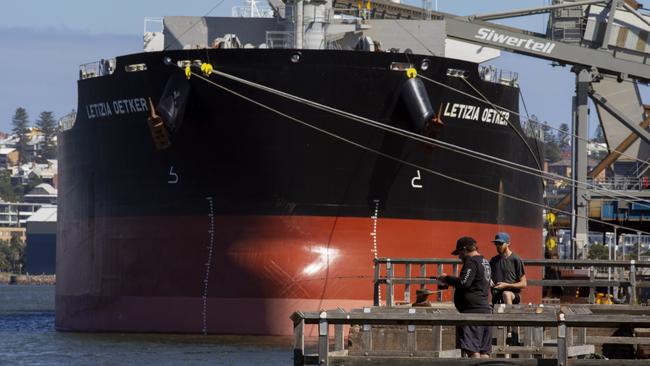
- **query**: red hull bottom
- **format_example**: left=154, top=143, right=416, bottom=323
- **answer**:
left=56, top=296, right=371, bottom=335
left=57, top=216, right=542, bottom=335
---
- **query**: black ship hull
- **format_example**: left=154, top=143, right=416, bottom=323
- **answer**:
left=57, top=49, right=544, bottom=335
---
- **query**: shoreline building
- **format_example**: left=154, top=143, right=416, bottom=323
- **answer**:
left=24, top=206, right=57, bottom=274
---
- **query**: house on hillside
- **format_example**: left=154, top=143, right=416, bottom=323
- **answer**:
left=0, top=148, right=18, bottom=168
left=24, top=183, right=57, bottom=205
left=25, top=206, right=56, bottom=275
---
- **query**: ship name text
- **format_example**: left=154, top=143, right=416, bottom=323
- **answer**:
left=85, top=98, right=148, bottom=119
left=475, top=27, right=556, bottom=55
left=443, top=102, right=509, bottom=126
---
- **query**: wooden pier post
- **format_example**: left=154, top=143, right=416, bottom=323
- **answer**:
left=404, top=263, right=411, bottom=304
left=319, top=311, right=329, bottom=366
left=419, top=263, right=427, bottom=290
left=494, top=304, right=508, bottom=358
left=630, top=260, right=637, bottom=305
left=557, top=312, right=568, bottom=366
left=373, top=260, right=380, bottom=306
left=362, top=307, right=372, bottom=351
left=589, top=266, right=596, bottom=304
left=386, top=260, right=394, bottom=307
left=334, top=323, right=344, bottom=351
left=407, top=322, right=417, bottom=354
left=437, top=264, right=444, bottom=302
left=432, top=324, right=442, bottom=353
left=334, top=308, right=345, bottom=353
left=292, top=313, right=304, bottom=366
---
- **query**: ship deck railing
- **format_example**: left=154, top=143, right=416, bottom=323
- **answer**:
left=588, top=177, right=650, bottom=192
left=231, top=5, right=274, bottom=18
left=266, top=30, right=295, bottom=49
left=79, top=59, right=115, bottom=80
left=291, top=304, right=650, bottom=365
left=373, top=257, right=650, bottom=306
left=478, top=65, right=519, bottom=87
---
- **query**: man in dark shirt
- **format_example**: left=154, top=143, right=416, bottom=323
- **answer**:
left=490, top=232, right=527, bottom=305
left=438, top=236, right=492, bottom=358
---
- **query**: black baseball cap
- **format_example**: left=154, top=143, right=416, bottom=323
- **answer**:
left=451, top=236, right=476, bottom=255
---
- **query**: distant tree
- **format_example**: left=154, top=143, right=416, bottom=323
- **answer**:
left=35, top=111, right=57, bottom=159
left=11, top=108, right=30, bottom=164
left=9, top=235, right=24, bottom=273
left=0, top=170, right=19, bottom=202
left=592, top=125, right=606, bottom=143
left=542, top=122, right=562, bottom=163
left=0, top=240, right=13, bottom=272
left=545, top=142, right=562, bottom=163
left=0, top=238, right=24, bottom=273
left=0, top=244, right=8, bottom=272
left=588, top=243, right=609, bottom=260
left=558, top=123, right=571, bottom=151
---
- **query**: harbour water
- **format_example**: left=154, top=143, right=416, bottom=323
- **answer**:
left=0, top=285, right=291, bottom=365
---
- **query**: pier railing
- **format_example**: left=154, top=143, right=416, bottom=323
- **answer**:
left=373, top=258, right=650, bottom=306
left=291, top=305, right=650, bottom=365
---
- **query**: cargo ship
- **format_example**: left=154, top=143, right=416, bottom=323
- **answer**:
left=56, top=0, right=544, bottom=335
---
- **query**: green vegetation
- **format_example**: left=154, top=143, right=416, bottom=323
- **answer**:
left=539, top=118, right=607, bottom=163
left=558, top=123, right=570, bottom=151
left=593, top=125, right=605, bottom=143
left=539, top=118, right=563, bottom=163
left=10, top=107, right=60, bottom=164
left=0, top=237, right=24, bottom=273
left=0, top=170, right=19, bottom=202
left=3, top=107, right=60, bottom=202
left=588, top=243, right=609, bottom=260
left=36, top=111, right=57, bottom=159
left=11, top=108, right=30, bottom=164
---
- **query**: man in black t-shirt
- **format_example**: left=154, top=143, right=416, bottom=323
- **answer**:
left=489, top=232, right=527, bottom=305
left=438, top=236, right=492, bottom=358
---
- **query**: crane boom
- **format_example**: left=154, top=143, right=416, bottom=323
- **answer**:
left=444, top=16, right=650, bottom=83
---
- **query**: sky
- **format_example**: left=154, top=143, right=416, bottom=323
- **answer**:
left=0, top=0, right=627, bottom=135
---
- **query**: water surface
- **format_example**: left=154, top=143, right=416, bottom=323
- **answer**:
left=0, top=285, right=292, bottom=365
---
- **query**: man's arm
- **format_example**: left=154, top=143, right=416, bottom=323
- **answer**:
left=494, top=274, right=527, bottom=290
left=443, top=260, right=477, bottom=289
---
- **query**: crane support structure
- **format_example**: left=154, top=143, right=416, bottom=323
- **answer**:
left=339, top=0, right=650, bottom=257
left=438, top=0, right=650, bottom=258
left=573, top=68, right=591, bottom=259
left=590, top=91, right=650, bottom=144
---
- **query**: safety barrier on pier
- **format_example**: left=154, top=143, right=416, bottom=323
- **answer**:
left=291, top=304, right=650, bottom=365
left=373, top=258, right=650, bottom=306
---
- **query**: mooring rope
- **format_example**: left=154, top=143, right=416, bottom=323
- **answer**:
left=184, top=64, right=650, bottom=211
left=183, top=67, right=650, bottom=235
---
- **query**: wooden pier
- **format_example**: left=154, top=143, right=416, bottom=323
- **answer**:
left=291, top=258, right=650, bottom=365
left=291, top=304, right=650, bottom=365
